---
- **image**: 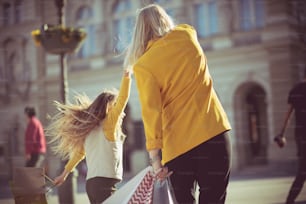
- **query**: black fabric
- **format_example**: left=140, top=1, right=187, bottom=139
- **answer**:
left=286, top=153, right=306, bottom=204
left=286, top=81, right=306, bottom=203
left=86, top=176, right=120, bottom=204
left=25, top=153, right=45, bottom=167
left=165, top=132, right=231, bottom=204
left=288, top=81, right=306, bottom=135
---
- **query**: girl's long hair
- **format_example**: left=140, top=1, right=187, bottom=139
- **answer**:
left=124, top=4, right=175, bottom=68
left=46, top=91, right=117, bottom=160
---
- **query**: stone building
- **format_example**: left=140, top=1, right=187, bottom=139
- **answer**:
left=0, top=0, right=305, bottom=179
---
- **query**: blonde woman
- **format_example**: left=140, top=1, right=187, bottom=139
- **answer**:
left=47, top=70, right=131, bottom=204
left=124, top=4, right=232, bottom=204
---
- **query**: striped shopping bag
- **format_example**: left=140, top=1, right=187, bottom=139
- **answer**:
left=103, top=166, right=176, bottom=204
left=104, top=166, right=155, bottom=204
left=128, top=169, right=155, bottom=204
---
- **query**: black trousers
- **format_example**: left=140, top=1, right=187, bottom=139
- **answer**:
left=286, top=138, right=306, bottom=204
left=25, top=153, right=45, bottom=167
left=86, top=176, right=120, bottom=204
left=166, top=131, right=231, bottom=204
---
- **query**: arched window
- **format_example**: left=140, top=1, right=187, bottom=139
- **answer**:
left=112, top=0, right=134, bottom=53
left=76, top=6, right=96, bottom=58
left=239, top=0, right=265, bottom=31
left=193, top=0, right=218, bottom=38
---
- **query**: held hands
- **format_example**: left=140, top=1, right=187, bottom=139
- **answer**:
left=124, top=67, right=132, bottom=77
left=274, top=133, right=287, bottom=148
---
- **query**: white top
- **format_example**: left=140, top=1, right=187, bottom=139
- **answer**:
left=84, top=126, right=124, bottom=180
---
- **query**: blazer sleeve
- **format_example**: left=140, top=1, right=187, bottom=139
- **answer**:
left=103, top=76, right=131, bottom=141
left=134, top=66, right=163, bottom=150
left=64, top=149, right=85, bottom=172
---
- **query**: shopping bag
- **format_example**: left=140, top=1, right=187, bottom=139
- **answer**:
left=104, top=166, right=177, bottom=204
left=152, top=179, right=177, bottom=204
left=9, top=167, right=52, bottom=204
left=103, top=166, right=155, bottom=204
left=127, top=168, right=155, bottom=204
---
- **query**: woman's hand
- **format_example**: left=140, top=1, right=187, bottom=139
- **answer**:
left=149, top=149, right=173, bottom=181
left=154, top=166, right=173, bottom=181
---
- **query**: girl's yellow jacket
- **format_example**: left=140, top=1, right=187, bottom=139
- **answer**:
left=133, top=24, right=231, bottom=165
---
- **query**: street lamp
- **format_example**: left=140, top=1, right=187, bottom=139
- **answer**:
left=31, top=0, right=86, bottom=203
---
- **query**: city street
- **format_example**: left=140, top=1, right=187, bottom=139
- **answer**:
left=1, top=173, right=305, bottom=204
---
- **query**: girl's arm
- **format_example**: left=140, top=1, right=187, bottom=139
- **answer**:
left=109, top=70, right=131, bottom=118
left=54, top=149, right=85, bottom=186
left=103, top=70, right=131, bottom=141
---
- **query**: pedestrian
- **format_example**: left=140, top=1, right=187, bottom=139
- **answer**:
left=47, top=69, right=131, bottom=204
left=24, top=106, right=47, bottom=167
left=274, top=69, right=306, bottom=204
left=124, top=4, right=232, bottom=204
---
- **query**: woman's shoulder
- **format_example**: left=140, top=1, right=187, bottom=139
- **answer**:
left=175, top=24, right=195, bottom=31
left=172, top=24, right=197, bottom=37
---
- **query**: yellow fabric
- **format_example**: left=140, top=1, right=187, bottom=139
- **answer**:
left=133, top=24, right=231, bottom=165
left=103, top=76, right=131, bottom=141
left=64, top=149, right=85, bottom=172
left=65, top=76, right=131, bottom=172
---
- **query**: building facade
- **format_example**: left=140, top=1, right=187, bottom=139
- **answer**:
left=0, top=0, right=305, bottom=179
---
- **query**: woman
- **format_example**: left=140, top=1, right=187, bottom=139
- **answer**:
left=47, top=70, right=131, bottom=203
left=124, top=4, right=232, bottom=204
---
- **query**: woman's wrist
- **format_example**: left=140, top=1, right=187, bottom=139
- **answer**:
left=149, top=155, right=161, bottom=165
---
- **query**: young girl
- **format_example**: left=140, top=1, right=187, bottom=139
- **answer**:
left=47, top=69, right=131, bottom=204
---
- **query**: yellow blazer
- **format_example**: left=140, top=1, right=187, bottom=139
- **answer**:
left=133, top=24, right=231, bottom=164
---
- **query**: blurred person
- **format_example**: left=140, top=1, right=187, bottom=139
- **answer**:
left=124, top=4, right=232, bottom=204
left=274, top=69, right=306, bottom=204
left=24, top=106, right=47, bottom=167
left=47, top=70, right=131, bottom=204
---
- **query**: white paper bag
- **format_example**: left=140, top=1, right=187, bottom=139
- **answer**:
left=103, top=166, right=154, bottom=204
left=104, top=166, right=177, bottom=204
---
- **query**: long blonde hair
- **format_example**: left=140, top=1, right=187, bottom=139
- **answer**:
left=124, top=4, right=175, bottom=68
left=46, top=91, right=117, bottom=160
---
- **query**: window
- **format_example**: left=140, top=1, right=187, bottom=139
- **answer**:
left=240, top=0, right=265, bottom=31
left=14, top=0, right=23, bottom=23
left=76, top=6, right=96, bottom=58
left=153, top=0, right=172, bottom=4
left=194, top=1, right=218, bottom=38
left=113, top=0, right=134, bottom=53
left=2, top=1, right=24, bottom=25
left=153, top=0, right=174, bottom=18
left=3, top=3, right=11, bottom=25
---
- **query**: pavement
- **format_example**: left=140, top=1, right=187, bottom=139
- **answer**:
left=1, top=162, right=306, bottom=204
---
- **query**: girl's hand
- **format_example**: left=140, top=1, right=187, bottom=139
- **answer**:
left=124, top=67, right=132, bottom=77
left=53, top=171, right=68, bottom=186
left=53, top=175, right=65, bottom=186
left=124, top=70, right=130, bottom=77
